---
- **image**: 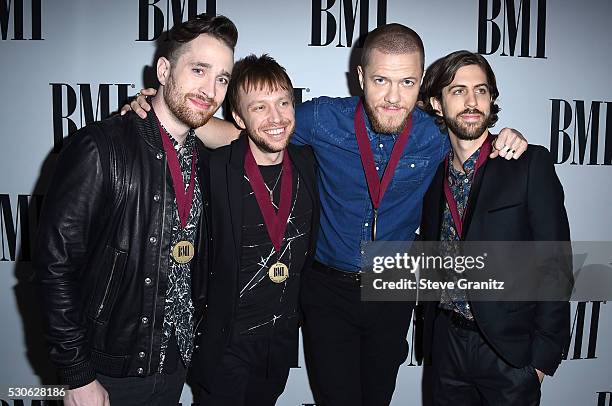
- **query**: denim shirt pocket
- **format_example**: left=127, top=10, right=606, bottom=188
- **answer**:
left=390, top=156, right=429, bottom=190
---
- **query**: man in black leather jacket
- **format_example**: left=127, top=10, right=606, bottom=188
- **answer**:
left=34, top=14, right=236, bottom=406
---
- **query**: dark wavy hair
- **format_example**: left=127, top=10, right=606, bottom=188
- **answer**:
left=420, top=50, right=500, bottom=131
left=227, top=54, right=294, bottom=115
left=163, top=13, right=238, bottom=63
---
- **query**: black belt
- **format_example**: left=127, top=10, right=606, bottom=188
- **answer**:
left=311, top=260, right=361, bottom=284
left=440, top=308, right=479, bottom=331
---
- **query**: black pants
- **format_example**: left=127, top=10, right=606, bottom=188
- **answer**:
left=300, top=262, right=414, bottom=406
left=97, top=361, right=186, bottom=406
left=198, top=334, right=291, bottom=406
left=431, top=310, right=541, bottom=406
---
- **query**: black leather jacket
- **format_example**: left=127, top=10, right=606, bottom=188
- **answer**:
left=34, top=111, right=209, bottom=388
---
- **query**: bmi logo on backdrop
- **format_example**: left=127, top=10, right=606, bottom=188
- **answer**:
left=478, top=0, right=610, bottom=166
left=0, top=0, right=42, bottom=40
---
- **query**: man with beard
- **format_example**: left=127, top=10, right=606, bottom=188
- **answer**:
left=124, top=24, right=527, bottom=405
left=190, top=54, right=318, bottom=406
left=34, top=14, right=236, bottom=406
left=418, top=50, right=572, bottom=405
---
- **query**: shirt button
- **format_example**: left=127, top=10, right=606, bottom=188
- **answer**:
left=137, top=368, right=144, bottom=375
left=197, top=332, right=202, bottom=336
left=156, top=152, right=163, bottom=160
left=410, top=163, right=415, bottom=168
left=365, top=222, right=369, bottom=227
left=153, top=194, right=161, bottom=202
left=360, top=250, right=365, bottom=255
left=149, top=236, right=157, bottom=244
left=379, top=143, right=384, bottom=148
left=144, top=277, right=152, bottom=286
left=138, top=351, right=146, bottom=358
left=195, top=345, right=200, bottom=349
left=375, top=166, right=380, bottom=171
left=141, top=316, right=149, bottom=325
left=464, top=178, right=469, bottom=183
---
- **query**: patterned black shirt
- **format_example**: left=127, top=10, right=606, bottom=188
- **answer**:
left=158, top=128, right=202, bottom=371
left=236, top=162, right=312, bottom=336
left=439, top=147, right=481, bottom=320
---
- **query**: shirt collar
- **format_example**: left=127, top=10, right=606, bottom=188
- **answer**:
left=164, top=127, right=195, bottom=155
left=448, top=146, right=481, bottom=178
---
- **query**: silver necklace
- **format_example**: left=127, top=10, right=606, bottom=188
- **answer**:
left=265, top=166, right=283, bottom=201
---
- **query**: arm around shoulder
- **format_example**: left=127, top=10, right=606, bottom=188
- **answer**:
left=194, top=116, right=241, bottom=149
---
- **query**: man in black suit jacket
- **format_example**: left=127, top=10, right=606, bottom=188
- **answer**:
left=418, top=50, right=573, bottom=405
left=190, top=54, right=319, bottom=406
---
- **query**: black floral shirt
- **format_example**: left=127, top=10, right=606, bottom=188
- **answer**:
left=439, top=147, right=481, bottom=320
left=158, top=129, right=202, bottom=371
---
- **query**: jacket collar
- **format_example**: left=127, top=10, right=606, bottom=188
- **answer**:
left=134, top=108, right=164, bottom=152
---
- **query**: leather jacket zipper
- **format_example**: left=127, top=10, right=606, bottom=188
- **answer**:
left=96, top=250, right=120, bottom=318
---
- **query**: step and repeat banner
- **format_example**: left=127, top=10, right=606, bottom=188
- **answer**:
left=1, top=0, right=611, bottom=405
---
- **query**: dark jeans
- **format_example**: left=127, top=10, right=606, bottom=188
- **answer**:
left=97, top=361, right=186, bottom=406
left=198, top=333, right=291, bottom=406
left=431, top=310, right=541, bottom=406
left=300, top=262, right=414, bottom=406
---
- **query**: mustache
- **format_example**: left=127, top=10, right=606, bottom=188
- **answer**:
left=185, top=93, right=217, bottom=106
left=261, top=120, right=294, bottom=130
left=459, top=108, right=484, bottom=116
left=379, top=103, right=405, bottom=109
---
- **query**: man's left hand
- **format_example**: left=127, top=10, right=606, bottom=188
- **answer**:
left=490, top=128, right=528, bottom=159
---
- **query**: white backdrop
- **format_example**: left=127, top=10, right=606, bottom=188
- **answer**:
left=1, top=0, right=611, bottom=405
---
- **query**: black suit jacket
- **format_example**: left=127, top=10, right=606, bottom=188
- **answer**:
left=420, top=144, right=572, bottom=376
left=191, top=135, right=320, bottom=389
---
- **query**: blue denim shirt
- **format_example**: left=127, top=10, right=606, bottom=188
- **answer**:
left=292, top=96, right=450, bottom=272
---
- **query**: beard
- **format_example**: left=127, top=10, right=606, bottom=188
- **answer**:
left=248, top=122, right=295, bottom=154
left=163, top=73, right=218, bottom=129
left=364, top=100, right=411, bottom=135
left=444, top=108, right=491, bottom=141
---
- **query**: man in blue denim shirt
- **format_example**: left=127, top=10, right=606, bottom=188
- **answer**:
left=292, top=95, right=446, bottom=271
left=127, top=23, right=526, bottom=406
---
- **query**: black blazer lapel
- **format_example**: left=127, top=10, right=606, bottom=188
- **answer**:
left=227, top=135, right=247, bottom=256
left=287, top=144, right=316, bottom=208
left=286, top=144, right=320, bottom=258
left=422, top=162, right=446, bottom=241
left=461, top=158, right=490, bottom=239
